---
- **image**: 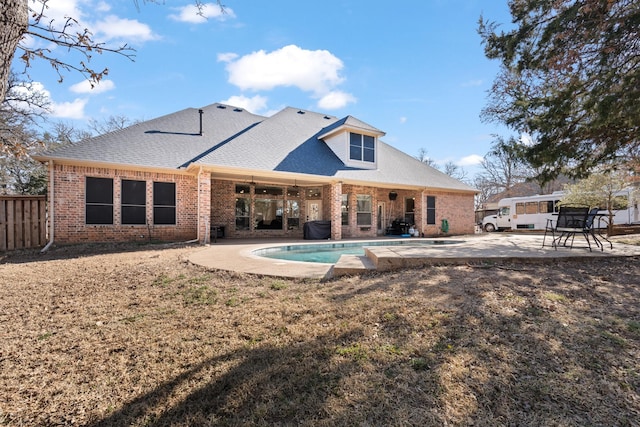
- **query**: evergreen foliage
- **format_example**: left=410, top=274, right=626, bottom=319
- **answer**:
left=479, top=0, right=640, bottom=181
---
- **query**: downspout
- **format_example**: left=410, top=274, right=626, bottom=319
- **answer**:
left=184, top=166, right=203, bottom=244
left=41, top=161, right=55, bottom=252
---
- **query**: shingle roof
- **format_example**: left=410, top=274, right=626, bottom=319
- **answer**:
left=39, top=104, right=265, bottom=170
left=37, top=103, right=475, bottom=193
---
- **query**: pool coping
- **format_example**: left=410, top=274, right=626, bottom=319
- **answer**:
left=252, top=238, right=465, bottom=264
left=187, top=233, right=640, bottom=280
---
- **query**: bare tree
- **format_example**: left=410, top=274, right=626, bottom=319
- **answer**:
left=442, top=161, right=468, bottom=182
left=416, top=148, right=469, bottom=183
left=1, top=72, right=51, bottom=156
left=561, top=171, right=631, bottom=235
left=1, top=120, right=100, bottom=195
left=44, top=122, right=93, bottom=146
left=0, top=152, right=47, bottom=195
left=472, top=175, right=494, bottom=209
left=1, top=1, right=229, bottom=155
left=87, top=115, right=140, bottom=136
left=415, top=148, right=438, bottom=168
left=477, top=135, right=532, bottom=198
left=0, top=72, right=53, bottom=194
left=1, top=0, right=134, bottom=104
left=0, top=124, right=40, bottom=195
left=2, top=0, right=227, bottom=105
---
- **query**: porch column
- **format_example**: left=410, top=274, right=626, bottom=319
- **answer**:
left=329, top=181, right=342, bottom=240
left=415, top=190, right=425, bottom=236
left=198, top=171, right=211, bottom=243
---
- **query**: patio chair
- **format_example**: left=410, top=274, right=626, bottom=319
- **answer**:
left=586, top=208, right=613, bottom=251
left=542, top=206, right=593, bottom=251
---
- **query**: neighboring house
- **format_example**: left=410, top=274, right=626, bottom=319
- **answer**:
left=33, top=103, right=477, bottom=245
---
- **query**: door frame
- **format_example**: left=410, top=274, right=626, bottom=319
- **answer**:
left=305, top=200, right=322, bottom=222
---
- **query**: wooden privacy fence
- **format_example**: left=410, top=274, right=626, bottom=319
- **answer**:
left=0, top=196, right=47, bottom=251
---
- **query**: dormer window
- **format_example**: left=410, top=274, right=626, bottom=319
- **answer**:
left=349, top=133, right=375, bottom=163
left=318, top=116, right=383, bottom=169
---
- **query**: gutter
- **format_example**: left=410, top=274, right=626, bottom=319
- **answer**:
left=30, top=155, right=194, bottom=177
left=41, top=161, right=55, bottom=253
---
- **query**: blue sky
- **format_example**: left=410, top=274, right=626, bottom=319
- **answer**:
left=20, top=0, right=513, bottom=178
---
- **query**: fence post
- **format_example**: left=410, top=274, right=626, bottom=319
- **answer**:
left=0, top=199, right=6, bottom=252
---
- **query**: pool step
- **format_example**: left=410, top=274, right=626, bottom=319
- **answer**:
left=333, top=254, right=377, bottom=277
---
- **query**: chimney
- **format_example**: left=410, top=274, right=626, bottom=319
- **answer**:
left=198, top=109, right=204, bottom=135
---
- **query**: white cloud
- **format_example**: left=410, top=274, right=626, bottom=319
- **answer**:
left=217, top=52, right=239, bottom=63
left=32, top=1, right=158, bottom=45
left=51, top=98, right=88, bottom=119
left=69, top=79, right=115, bottom=94
left=35, top=0, right=86, bottom=26
left=317, top=91, right=356, bottom=110
left=93, top=15, right=158, bottom=42
left=169, top=3, right=236, bottom=23
left=219, top=95, right=268, bottom=114
left=458, top=154, right=484, bottom=166
left=399, top=117, right=407, bottom=124
left=224, top=45, right=345, bottom=94
left=222, top=45, right=356, bottom=110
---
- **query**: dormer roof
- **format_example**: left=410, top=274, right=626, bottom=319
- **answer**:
left=318, top=115, right=385, bottom=140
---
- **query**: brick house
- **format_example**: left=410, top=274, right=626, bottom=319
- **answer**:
left=34, top=103, right=477, bottom=245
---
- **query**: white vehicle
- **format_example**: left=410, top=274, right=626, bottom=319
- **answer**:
left=481, top=190, right=638, bottom=232
left=482, top=193, right=562, bottom=232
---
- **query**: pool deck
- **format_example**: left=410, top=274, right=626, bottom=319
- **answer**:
left=187, top=233, right=640, bottom=280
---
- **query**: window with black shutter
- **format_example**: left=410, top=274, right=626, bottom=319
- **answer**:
left=426, top=196, right=436, bottom=225
left=153, top=182, right=176, bottom=225
left=121, top=180, right=146, bottom=224
left=86, top=177, right=113, bottom=225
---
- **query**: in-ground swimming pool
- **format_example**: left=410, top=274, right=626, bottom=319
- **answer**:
left=253, top=239, right=463, bottom=264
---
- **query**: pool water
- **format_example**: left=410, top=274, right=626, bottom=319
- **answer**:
left=254, top=239, right=461, bottom=264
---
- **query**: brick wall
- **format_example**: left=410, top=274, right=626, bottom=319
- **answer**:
left=329, top=182, right=342, bottom=240
left=51, top=164, right=198, bottom=244
left=51, top=165, right=475, bottom=244
left=340, top=186, right=475, bottom=238
left=210, top=180, right=235, bottom=237
left=339, top=184, right=377, bottom=238
left=197, top=171, right=211, bottom=243
left=420, top=190, right=475, bottom=236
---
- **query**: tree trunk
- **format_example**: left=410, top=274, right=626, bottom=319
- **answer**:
left=0, top=0, right=28, bottom=102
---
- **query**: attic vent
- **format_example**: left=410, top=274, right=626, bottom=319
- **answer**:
left=297, top=110, right=305, bottom=114
left=217, top=105, right=227, bottom=109
left=324, top=115, right=331, bottom=120
left=233, top=108, right=243, bottom=112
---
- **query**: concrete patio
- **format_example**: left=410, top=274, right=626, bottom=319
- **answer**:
left=188, top=233, right=640, bottom=280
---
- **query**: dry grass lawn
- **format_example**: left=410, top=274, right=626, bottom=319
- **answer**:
left=1, top=240, right=639, bottom=426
